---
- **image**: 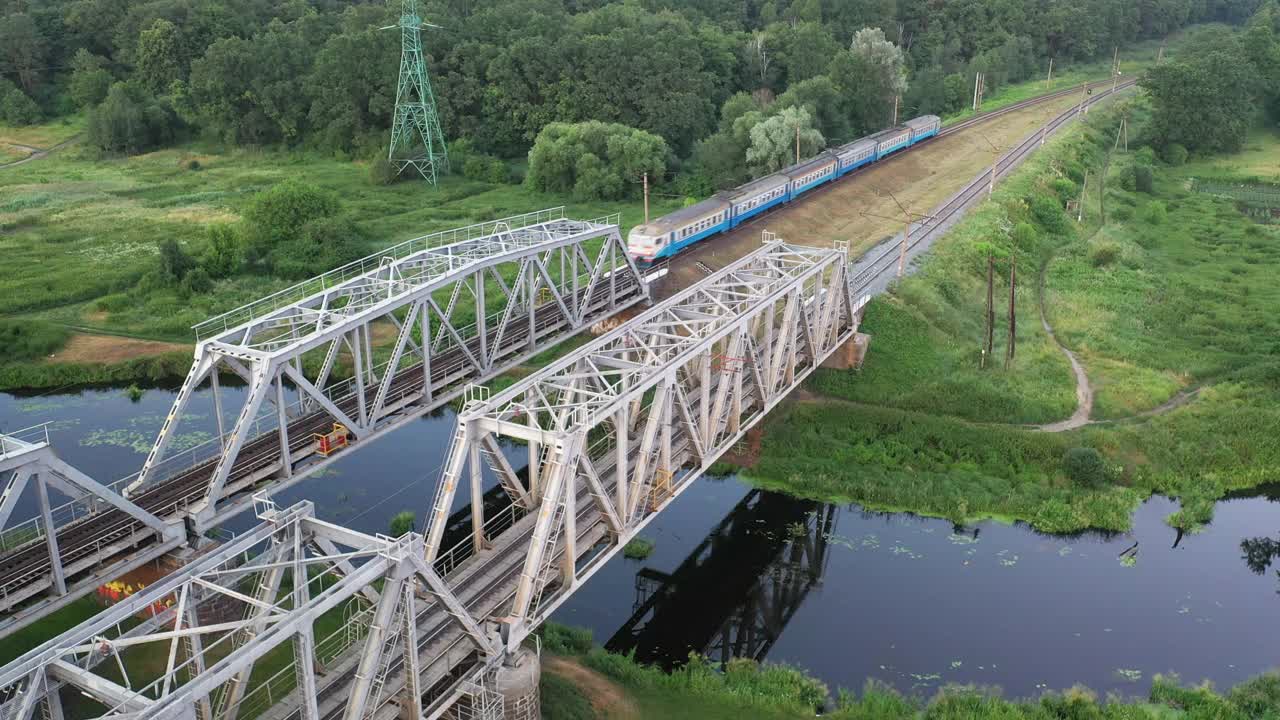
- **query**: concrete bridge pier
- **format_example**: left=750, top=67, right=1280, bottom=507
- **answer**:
left=493, top=647, right=541, bottom=720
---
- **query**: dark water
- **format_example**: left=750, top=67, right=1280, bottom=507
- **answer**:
left=2, top=387, right=1277, bottom=699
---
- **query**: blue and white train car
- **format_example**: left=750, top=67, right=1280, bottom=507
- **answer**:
left=625, top=197, right=731, bottom=262
left=905, top=115, right=941, bottom=143
left=870, top=126, right=913, bottom=160
left=726, top=174, right=790, bottom=228
left=781, top=153, right=839, bottom=199
left=833, top=137, right=877, bottom=176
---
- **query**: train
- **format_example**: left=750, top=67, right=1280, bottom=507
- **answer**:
left=626, top=114, right=941, bottom=263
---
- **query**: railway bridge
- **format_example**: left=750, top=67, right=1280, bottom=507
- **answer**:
left=0, top=238, right=860, bottom=720
left=0, top=208, right=648, bottom=637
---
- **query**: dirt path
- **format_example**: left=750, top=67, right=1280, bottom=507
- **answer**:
left=544, top=655, right=640, bottom=720
left=1033, top=258, right=1094, bottom=432
left=47, top=332, right=189, bottom=365
left=0, top=136, right=79, bottom=170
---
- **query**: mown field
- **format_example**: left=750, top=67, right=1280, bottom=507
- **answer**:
left=750, top=100, right=1280, bottom=532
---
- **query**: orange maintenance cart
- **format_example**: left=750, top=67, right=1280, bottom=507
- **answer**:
left=314, top=423, right=350, bottom=457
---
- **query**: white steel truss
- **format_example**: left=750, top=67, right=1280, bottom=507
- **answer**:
left=0, top=497, right=501, bottom=720
left=0, top=209, right=646, bottom=642
left=130, top=209, right=644, bottom=528
left=421, top=238, right=858, bottom=648
left=0, top=428, right=185, bottom=635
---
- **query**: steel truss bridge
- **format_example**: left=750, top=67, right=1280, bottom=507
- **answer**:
left=606, top=490, right=836, bottom=667
left=0, top=209, right=648, bottom=637
left=0, top=237, right=859, bottom=720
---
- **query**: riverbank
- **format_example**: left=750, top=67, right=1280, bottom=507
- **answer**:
left=746, top=100, right=1280, bottom=532
left=539, top=624, right=1280, bottom=719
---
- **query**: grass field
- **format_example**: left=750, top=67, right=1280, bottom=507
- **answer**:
left=749, top=97, right=1280, bottom=532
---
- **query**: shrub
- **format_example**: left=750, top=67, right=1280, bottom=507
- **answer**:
left=526, top=120, right=667, bottom=201
left=622, top=537, right=655, bottom=560
left=125, top=384, right=145, bottom=402
left=200, top=224, right=243, bottom=278
left=1227, top=671, right=1280, bottom=717
left=1133, top=164, right=1154, bottom=194
left=1141, top=200, right=1167, bottom=225
left=1134, top=146, right=1157, bottom=166
left=270, top=215, right=367, bottom=279
left=1051, top=178, right=1077, bottom=202
left=0, top=320, right=69, bottom=362
left=181, top=267, right=213, bottom=295
left=1163, top=143, right=1188, bottom=166
left=368, top=155, right=398, bottom=186
left=243, top=179, right=341, bottom=262
left=388, top=510, right=415, bottom=536
left=1062, top=447, right=1107, bottom=488
left=0, top=81, right=40, bottom=125
left=185, top=158, right=201, bottom=171
left=157, top=239, right=196, bottom=284
left=540, top=623, right=594, bottom=655
left=463, top=154, right=509, bottom=184
left=1029, top=194, right=1070, bottom=235
left=1089, top=241, right=1120, bottom=267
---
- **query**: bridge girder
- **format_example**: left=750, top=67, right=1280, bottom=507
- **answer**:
left=423, top=238, right=858, bottom=649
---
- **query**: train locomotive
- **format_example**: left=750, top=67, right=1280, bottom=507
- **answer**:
left=626, top=114, right=941, bottom=263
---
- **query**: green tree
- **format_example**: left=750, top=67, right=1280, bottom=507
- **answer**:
left=270, top=215, right=368, bottom=279
left=525, top=121, right=668, bottom=200
left=86, top=83, right=174, bottom=154
left=157, top=239, right=195, bottom=284
left=69, top=49, right=112, bottom=109
left=0, top=78, right=40, bottom=125
left=1141, top=49, right=1257, bottom=153
left=830, top=28, right=909, bottom=136
left=200, top=224, right=243, bottom=278
left=776, top=75, right=850, bottom=143
left=135, top=19, right=185, bottom=94
left=0, top=13, right=46, bottom=94
left=745, top=106, right=824, bottom=174
left=242, top=179, right=341, bottom=265
left=389, top=511, right=415, bottom=537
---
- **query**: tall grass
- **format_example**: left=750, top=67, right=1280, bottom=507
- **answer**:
left=0, top=319, right=69, bottom=362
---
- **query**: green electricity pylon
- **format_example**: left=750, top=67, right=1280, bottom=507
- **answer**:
left=388, top=0, right=448, bottom=184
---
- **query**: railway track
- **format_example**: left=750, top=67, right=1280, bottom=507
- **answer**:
left=850, top=77, right=1138, bottom=293
left=0, top=275, right=642, bottom=605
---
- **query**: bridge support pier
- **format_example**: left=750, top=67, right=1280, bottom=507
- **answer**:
left=493, top=648, right=541, bottom=720
left=820, top=332, right=870, bottom=370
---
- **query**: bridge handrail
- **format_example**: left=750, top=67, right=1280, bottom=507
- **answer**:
left=191, top=207, right=569, bottom=342
left=0, top=422, right=50, bottom=460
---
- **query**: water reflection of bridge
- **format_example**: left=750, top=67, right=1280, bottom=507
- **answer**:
left=607, top=489, right=836, bottom=666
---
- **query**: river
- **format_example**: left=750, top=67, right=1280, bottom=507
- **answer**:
left=1, top=385, right=1276, bottom=700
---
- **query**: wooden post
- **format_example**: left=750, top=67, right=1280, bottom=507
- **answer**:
left=982, top=254, right=994, bottom=368
left=1156, top=42, right=1165, bottom=64
left=1005, top=256, right=1016, bottom=368
left=642, top=173, right=650, bottom=224
left=1046, top=57, right=1053, bottom=88
left=989, top=154, right=997, bottom=196
left=1077, top=81, right=1088, bottom=116
left=892, top=94, right=900, bottom=126
left=973, top=71, right=981, bottom=111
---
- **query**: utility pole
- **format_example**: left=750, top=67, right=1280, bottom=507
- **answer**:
left=1157, top=41, right=1166, bottom=64
left=982, top=254, right=995, bottom=368
left=973, top=71, right=983, bottom=111
left=795, top=124, right=801, bottom=165
left=860, top=196, right=934, bottom=279
left=976, top=132, right=1003, bottom=197
left=1045, top=58, right=1053, bottom=88
left=642, top=172, right=650, bottom=224
left=1077, top=81, right=1089, bottom=117
left=893, top=94, right=900, bottom=126
left=1111, top=46, right=1120, bottom=94
left=1005, top=256, right=1017, bottom=369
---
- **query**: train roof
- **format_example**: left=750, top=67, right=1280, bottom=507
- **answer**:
left=868, top=126, right=910, bottom=142
left=725, top=173, right=789, bottom=202
left=904, top=115, right=941, bottom=130
left=780, top=152, right=838, bottom=179
left=634, top=196, right=729, bottom=234
left=836, top=137, right=877, bottom=154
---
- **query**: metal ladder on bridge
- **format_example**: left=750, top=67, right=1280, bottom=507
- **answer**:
left=528, top=458, right=568, bottom=614
left=361, top=594, right=409, bottom=719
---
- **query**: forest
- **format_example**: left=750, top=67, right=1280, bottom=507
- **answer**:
left=1, top=0, right=1270, bottom=197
